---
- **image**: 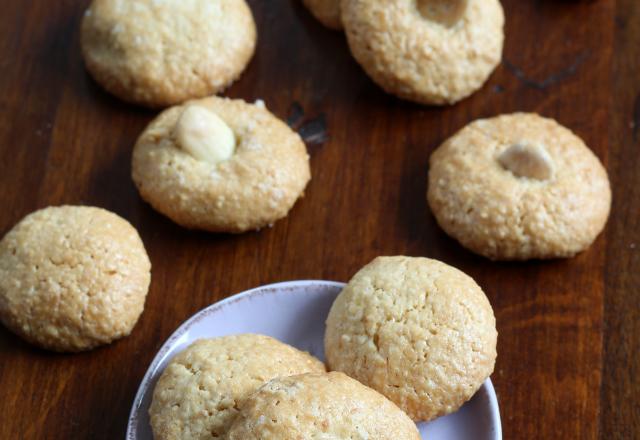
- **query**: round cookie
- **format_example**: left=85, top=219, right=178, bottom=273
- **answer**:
left=341, top=0, right=504, bottom=105
left=227, top=372, right=420, bottom=440
left=149, top=334, right=325, bottom=440
left=324, top=256, right=497, bottom=422
left=80, top=0, right=257, bottom=108
left=0, top=206, right=151, bottom=352
left=302, top=0, right=342, bottom=30
left=427, top=113, right=612, bottom=260
left=132, top=97, right=311, bottom=233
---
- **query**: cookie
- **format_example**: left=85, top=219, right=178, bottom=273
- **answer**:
left=302, top=0, right=342, bottom=30
left=0, top=206, right=151, bottom=352
left=324, top=256, right=497, bottom=422
left=132, top=97, right=311, bottom=233
left=227, top=372, right=420, bottom=439
left=80, top=0, right=257, bottom=108
left=341, top=0, right=504, bottom=105
left=427, top=113, right=612, bottom=260
left=149, top=334, right=325, bottom=440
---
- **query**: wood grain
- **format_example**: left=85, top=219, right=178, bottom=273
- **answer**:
left=601, top=0, right=640, bottom=438
left=0, top=0, right=636, bottom=438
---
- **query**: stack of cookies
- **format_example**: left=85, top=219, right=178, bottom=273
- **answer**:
left=149, top=334, right=419, bottom=439
left=149, top=256, right=497, bottom=438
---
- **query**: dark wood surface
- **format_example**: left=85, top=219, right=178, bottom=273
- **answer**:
left=0, top=0, right=637, bottom=438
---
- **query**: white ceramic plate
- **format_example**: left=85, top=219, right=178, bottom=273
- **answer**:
left=127, top=280, right=502, bottom=440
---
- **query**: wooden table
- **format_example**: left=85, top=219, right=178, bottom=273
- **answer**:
left=0, top=0, right=638, bottom=438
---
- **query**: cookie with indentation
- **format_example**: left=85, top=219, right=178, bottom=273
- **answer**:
left=227, top=372, right=420, bottom=439
left=427, top=113, right=612, bottom=260
left=341, top=0, right=504, bottom=105
left=132, top=96, right=311, bottom=232
left=149, top=334, right=325, bottom=440
left=302, top=0, right=342, bottom=30
left=0, top=206, right=151, bottom=352
left=324, top=256, right=497, bottom=422
left=80, top=0, right=257, bottom=108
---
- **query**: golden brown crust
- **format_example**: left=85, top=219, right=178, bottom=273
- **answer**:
left=341, top=0, right=504, bottom=105
left=131, top=97, right=311, bottom=233
left=228, top=372, right=420, bottom=439
left=427, top=113, right=612, bottom=260
left=0, top=206, right=151, bottom=352
left=149, top=335, right=325, bottom=440
left=80, top=0, right=257, bottom=108
left=324, top=256, right=497, bottom=422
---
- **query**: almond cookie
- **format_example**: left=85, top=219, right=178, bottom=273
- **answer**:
left=324, top=256, right=497, bottom=422
left=0, top=206, right=151, bottom=352
left=302, top=0, right=342, bottom=30
left=341, top=0, right=504, bottom=105
left=427, top=113, right=612, bottom=260
left=227, top=372, right=420, bottom=439
left=132, top=97, right=311, bottom=232
left=149, top=334, right=325, bottom=440
left=80, top=0, right=256, bottom=108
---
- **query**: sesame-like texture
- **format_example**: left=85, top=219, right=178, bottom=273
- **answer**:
left=132, top=97, right=311, bottom=233
left=149, top=334, right=325, bottom=440
left=324, top=256, right=497, bottom=422
left=0, top=206, right=151, bottom=352
left=80, top=0, right=256, bottom=108
left=302, top=0, right=343, bottom=30
left=341, top=0, right=504, bottom=105
left=427, top=113, right=612, bottom=260
left=227, top=372, right=420, bottom=440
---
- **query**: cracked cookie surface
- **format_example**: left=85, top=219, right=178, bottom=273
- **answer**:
left=324, top=256, right=497, bottom=422
left=149, top=334, right=325, bottom=440
left=0, top=205, right=150, bottom=351
left=341, top=0, right=504, bottom=105
left=228, top=372, right=420, bottom=439
left=81, top=0, right=256, bottom=108
left=132, top=97, right=311, bottom=233
left=427, top=113, right=612, bottom=260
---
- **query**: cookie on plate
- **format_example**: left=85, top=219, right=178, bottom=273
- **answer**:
left=0, top=206, right=151, bottom=352
left=227, top=372, right=420, bottom=439
left=341, top=0, right=504, bottom=105
left=427, top=113, right=612, bottom=260
left=80, top=0, right=257, bottom=108
left=325, top=256, right=497, bottom=422
left=149, top=334, right=325, bottom=440
left=302, top=0, right=342, bottom=30
left=132, top=97, right=311, bottom=233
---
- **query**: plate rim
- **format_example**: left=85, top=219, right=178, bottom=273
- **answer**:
left=126, top=279, right=502, bottom=440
